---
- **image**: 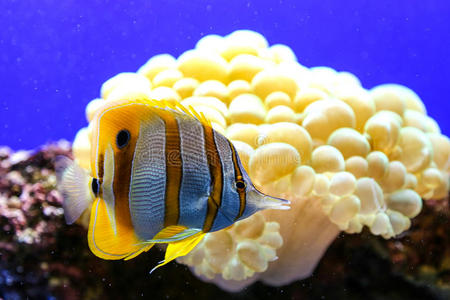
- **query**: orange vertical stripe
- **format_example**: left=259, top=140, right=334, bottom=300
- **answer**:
left=160, top=111, right=182, bottom=227
left=111, top=124, right=140, bottom=243
left=202, top=126, right=223, bottom=232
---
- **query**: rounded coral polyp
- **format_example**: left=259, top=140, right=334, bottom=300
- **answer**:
left=72, top=29, right=450, bottom=291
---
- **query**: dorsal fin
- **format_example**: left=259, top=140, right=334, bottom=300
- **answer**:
left=130, top=98, right=212, bottom=127
left=93, top=98, right=212, bottom=128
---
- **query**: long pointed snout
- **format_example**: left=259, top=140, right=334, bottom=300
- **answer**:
left=246, top=186, right=290, bottom=211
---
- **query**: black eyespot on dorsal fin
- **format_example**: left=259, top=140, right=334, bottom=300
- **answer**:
left=116, top=129, right=130, bottom=149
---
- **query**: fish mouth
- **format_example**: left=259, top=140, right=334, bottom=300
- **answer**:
left=261, top=195, right=291, bottom=210
left=247, top=187, right=290, bottom=210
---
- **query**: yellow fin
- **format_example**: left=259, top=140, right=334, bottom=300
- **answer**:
left=92, top=98, right=212, bottom=133
left=150, top=233, right=206, bottom=273
left=152, top=225, right=188, bottom=240
left=88, top=197, right=143, bottom=260
left=132, top=98, right=212, bottom=127
left=137, top=226, right=202, bottom=244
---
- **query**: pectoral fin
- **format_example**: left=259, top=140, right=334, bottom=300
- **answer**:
left=146, top=226, right=203, bottom=243
left=150, top=232, right=206, bottom=273
left=125, top=226, right=203, bottom=262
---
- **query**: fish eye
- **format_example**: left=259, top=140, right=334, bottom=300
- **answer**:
left=91, top=178, right=100, bottom=196
left=116, top=129, right=130, bottom=149
left=235, top=180, right=246, bottom=190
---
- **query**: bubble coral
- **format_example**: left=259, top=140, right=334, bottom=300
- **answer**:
left=72, top=30, right=450, bottom=291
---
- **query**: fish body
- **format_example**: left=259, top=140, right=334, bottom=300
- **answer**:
left=57, top=99, right=289, bottom=270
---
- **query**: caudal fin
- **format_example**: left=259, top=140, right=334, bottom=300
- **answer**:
left=55, top=156, right=93, bottom=224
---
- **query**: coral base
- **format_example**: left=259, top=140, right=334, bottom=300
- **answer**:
left=202, top=195, right=340, bottom=291
left=260, top=197, right=340, bottom=286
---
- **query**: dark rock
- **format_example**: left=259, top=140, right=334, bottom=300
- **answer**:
left=0, top=142, right=448, bottom=300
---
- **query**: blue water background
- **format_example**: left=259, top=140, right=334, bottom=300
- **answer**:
left=1, top=0, right=449, bottom=150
